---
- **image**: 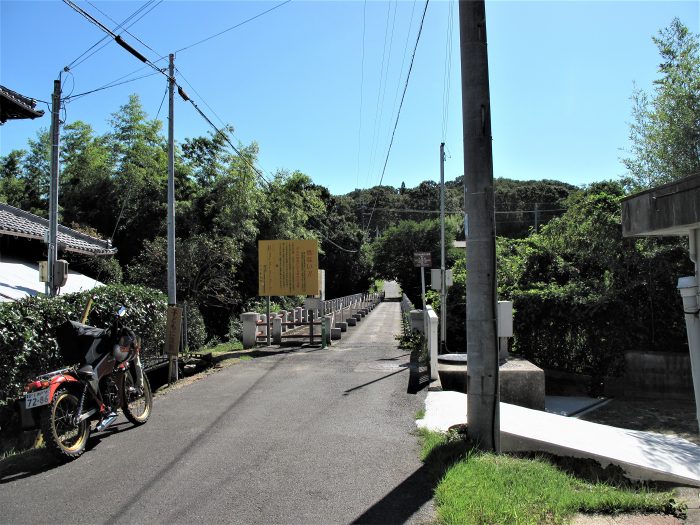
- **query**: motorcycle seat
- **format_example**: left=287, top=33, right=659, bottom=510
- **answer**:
left=77, top=365, right=96, bottom=381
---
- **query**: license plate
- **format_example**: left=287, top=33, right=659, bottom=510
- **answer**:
left=25, top=388, right=50, bottom=409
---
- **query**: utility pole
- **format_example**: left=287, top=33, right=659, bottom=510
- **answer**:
left=459, top=0, right=499, bottom=452
left=439, top=142, right=447, bottom=352
left=167, top=53, right=178, bottom=381
left=47, top=78, right=61, bottom=297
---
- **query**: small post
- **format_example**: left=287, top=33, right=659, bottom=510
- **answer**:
left=309, top=309, right=315, bottom=345
left=266, top=296, right=271, bottom=346
left=421, top=266, right=427, bottom=336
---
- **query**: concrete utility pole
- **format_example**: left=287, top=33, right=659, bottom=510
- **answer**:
left=47, top=78, right=61, bottom=297
left=167, top=54, right=176, bottom=306
left=459, top=0, right=499, bottom=451
left=167, top=54, right=178, bottom=381
left=439, top=142, right=447, bottom=352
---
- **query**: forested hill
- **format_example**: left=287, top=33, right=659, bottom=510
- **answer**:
left=343, top=177, right=577, bottom=238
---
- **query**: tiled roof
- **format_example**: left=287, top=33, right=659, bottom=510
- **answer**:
left=0, top=85, right=45, bottom=123
left=0, top=203, right=117, bottom=256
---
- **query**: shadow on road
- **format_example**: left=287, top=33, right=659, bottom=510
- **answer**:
left=0, top=421, right=133, bottom=484
left=343, top=367, right=409, bottom=396
left=351, top=433, right=472, bottom=524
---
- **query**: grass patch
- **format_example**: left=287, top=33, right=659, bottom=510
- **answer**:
left=418, top=430, right=682, bottom=525
left=208, top=340, right=243, bottom=354
left=416, top=408, right=426, bottom=420
left=238, top=354, right=253, bottom=362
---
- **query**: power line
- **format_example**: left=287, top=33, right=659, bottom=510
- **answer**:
left=181, top=92, right=271, bottom=188
left=85, top=0, right=161, bottom=55
left=63, top=0, right=166, bottom=79
left=174, top=68, right=275, bottom=182
left=66, top=0, right=162, bottom=71
left=64, top=71, right=161, bottom=101
left=365, top=0, right=430, bottom=231
left=172, top=0, right=293, bottom=55
left=441, top=0, right=454, bottom=142
left=355, top=0, right=367, bottom=191
left=365, top=1, right=393, bottom=188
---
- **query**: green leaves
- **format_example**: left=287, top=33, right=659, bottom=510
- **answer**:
left=622, top=18, right=700, bottom=190
left=0, top=285, right=166, bottom=407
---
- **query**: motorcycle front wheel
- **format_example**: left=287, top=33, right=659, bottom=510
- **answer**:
left=122, top=371, right=152, bottom=425
left=40, top=387, right=90, bottom=460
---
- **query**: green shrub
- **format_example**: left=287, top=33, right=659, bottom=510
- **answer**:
left=184, top=303, right=207, bottom=351
left=0, top=284, right=166, bottom=406
left=228, top=316, right=242, bottom=344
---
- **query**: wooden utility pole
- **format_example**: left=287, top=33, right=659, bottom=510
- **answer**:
left=47, top=78, right=61, bottom=297
left=167, top=53, right=179, bottom=382
left=459, top=0, right=499, bottom=451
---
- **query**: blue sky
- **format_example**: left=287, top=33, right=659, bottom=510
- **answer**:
left=1, top=1, right=698, bottom=196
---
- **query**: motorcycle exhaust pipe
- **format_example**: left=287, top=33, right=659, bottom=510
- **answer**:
left=96, top=413, right=117, bottom=432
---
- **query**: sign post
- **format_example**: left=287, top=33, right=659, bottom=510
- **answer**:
left=165, top=306, right=183, bottom=383
left=258, top=240, right=319, bottom=346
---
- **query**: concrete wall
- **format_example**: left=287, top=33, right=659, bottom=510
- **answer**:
left=545, top=351, right=694, bottom=400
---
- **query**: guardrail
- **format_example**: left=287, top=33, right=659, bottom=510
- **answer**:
left=240, top=292, right=385, bottom=348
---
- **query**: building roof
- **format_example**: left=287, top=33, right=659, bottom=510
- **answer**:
left=621, top=172, right=700, bottom=237
left=0, top=203, right=117, bottom=256
left=0, top=85, right=45, bottom=124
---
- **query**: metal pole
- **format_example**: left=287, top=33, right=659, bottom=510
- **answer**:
left=167, top=53, right=178, bottom=382
left=459, top=0, right=499, bottom=452
left=266, top=296, right=271, bottom=346
left=440, top=142, right=447, bottom=352
left=421, top=267, right=427, bottom=337
left=47, top=78, right=61, bottom=297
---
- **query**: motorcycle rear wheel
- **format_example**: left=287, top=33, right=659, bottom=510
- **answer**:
left=40, top=387, right=90, bottom=460
left=122, top=372, right=152, bottom=425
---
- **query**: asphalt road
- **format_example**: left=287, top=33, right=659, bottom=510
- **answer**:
left=0, top=297, right=432, bottom=524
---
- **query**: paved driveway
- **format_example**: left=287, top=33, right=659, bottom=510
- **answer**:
left=0, top=301, right=431, bottom=524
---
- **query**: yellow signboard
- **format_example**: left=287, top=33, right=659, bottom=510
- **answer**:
left=258, top=240, right=319, bottom=296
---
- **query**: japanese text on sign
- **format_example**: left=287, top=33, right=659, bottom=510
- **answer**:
left=258, top=240, right=319, bottom=296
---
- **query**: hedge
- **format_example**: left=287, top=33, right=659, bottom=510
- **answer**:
left=0, top=284, right=167, bottom=406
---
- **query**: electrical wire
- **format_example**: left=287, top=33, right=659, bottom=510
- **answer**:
left=364, top=0, right=430, bottom=231
left=355, top=0, right=367, bottom=191
left=65, top=0, right=162, bottom=71
left=183, top=95, right=271, bottom=188
left=63, top=0, right=167, bottom=80
left=172, top=0, right=293, bottom=55
left=85, top=0, right=161, bottom=55
left=174, top=67, right=275, bottom=182
left=365, top=1, right=393, bottom=187
left=441, top=0, right=454, bottom=142
left=154, top=84, right=168, bottom=121
left=64, top=71, right=161, bottom=101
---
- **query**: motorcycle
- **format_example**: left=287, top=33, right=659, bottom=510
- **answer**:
left=18, top=306, right=152, bottom=460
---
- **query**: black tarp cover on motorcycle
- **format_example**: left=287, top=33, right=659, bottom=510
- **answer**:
left=56, top=320, right=112, bottom=366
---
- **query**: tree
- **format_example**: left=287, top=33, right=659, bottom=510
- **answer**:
left=60, top=121, right=114, bottom=233
left=623, top=18, right=700, bottom=190
left=0, top=150, right=28, bottom=208
left=106, top=95, right=168, bottom=263
left=498, top=182, right=692, bottom=383
left=371, top=217, right=459, bottom=302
